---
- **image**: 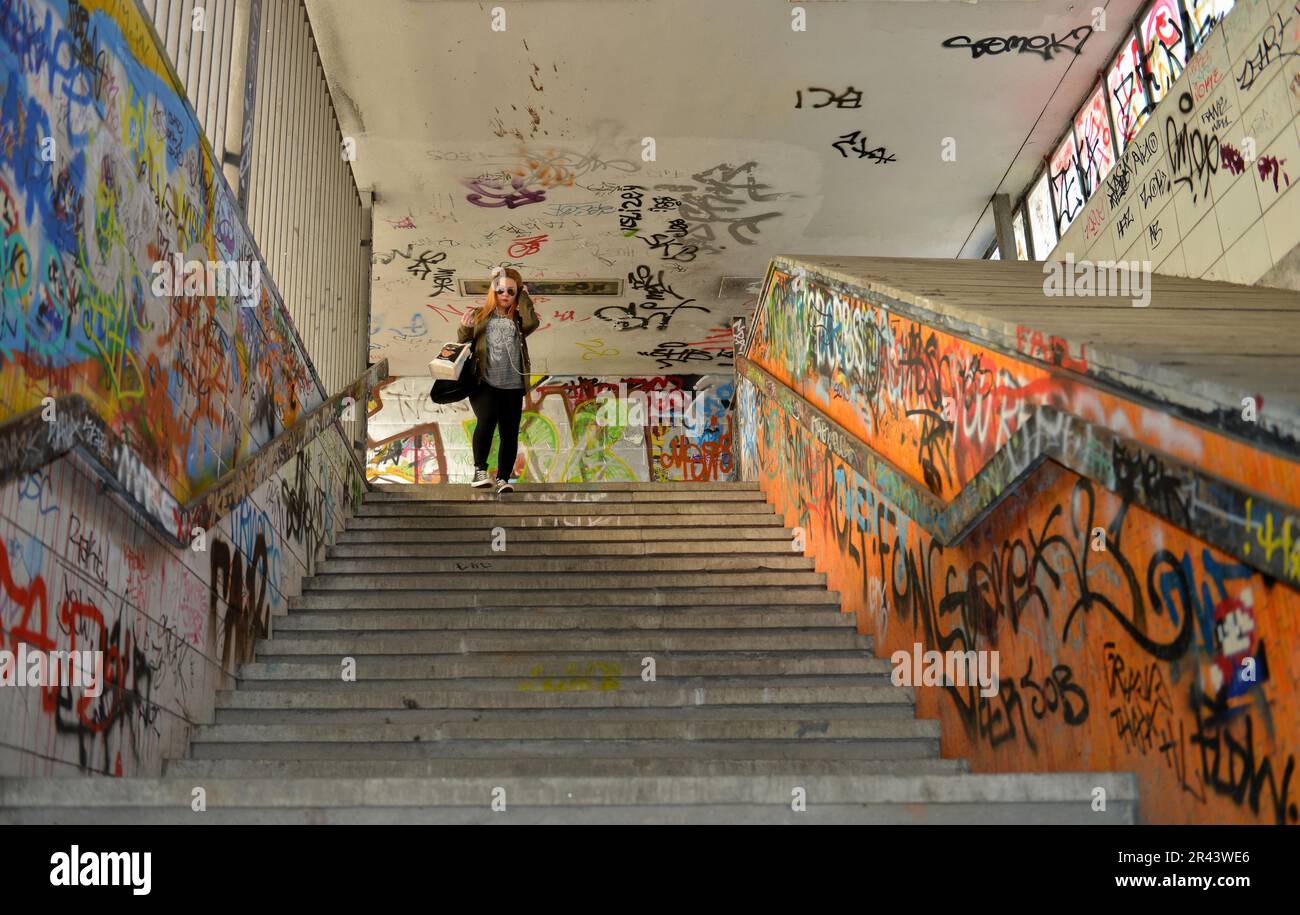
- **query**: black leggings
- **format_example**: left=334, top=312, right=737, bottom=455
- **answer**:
left=469, top=383, right=525, bottom=480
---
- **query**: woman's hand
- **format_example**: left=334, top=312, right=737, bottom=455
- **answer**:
left=459, top=308, right=478, bottom=327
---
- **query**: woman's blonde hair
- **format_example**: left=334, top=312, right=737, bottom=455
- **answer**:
left=472, top=266, right=534, bottom=329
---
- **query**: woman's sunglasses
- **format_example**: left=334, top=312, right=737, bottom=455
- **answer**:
left=495, top=287, right=517, bottom=297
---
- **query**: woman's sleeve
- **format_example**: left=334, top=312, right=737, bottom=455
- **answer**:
left=521, top=298, right=540, bottom=336
left=457, top=321, right=473, bottom=344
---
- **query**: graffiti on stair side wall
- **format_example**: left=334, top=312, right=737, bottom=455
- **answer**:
left=0, top=531, right=168, bottom=776
left=366, top=374, right=736, bottom=483
left=0, top=429, right=358, bottom=777
left=208, top=536, right=270, bottom=671
left=743, top=275, right=1300, bottom=826
left=742, top=377, right=1299, bottom=823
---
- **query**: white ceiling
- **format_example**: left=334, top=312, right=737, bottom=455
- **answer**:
left=305, top=0, right=1146, bottom=376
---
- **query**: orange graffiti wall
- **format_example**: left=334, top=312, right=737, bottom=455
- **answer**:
left=738, top=267, right=1300, bottom=825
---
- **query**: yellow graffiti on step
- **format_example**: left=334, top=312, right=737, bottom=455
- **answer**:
left=516, top=661, right=621, bottom=691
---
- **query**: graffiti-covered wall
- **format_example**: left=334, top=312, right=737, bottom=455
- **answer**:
left=367, top=374, right=735, bottom=483
left=0, top=431, right=361, bottom=776
left=2, top=0, right=322, bottom=497
left=738, top=265, right=1300, bottom=825
left=0, top=0, right=365, bottom=775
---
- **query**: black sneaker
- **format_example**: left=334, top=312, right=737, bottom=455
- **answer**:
left=495, top=478, right=514, bottom=494
left=471, top=469, right=491, bottom=488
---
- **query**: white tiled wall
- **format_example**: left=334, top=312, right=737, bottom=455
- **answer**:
left=1052, top=0, right=1300, bottom=283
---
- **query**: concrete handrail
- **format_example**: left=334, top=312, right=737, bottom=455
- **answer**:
left=0, top=360, right=388, bottom=549
left=737, top=352, right=1297, bottom=589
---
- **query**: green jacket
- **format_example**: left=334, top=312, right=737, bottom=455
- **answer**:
left=457, top=297, right=541, bottom=392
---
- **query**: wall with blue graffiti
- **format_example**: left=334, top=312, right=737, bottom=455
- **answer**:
left=0, top=0, right=363, bottom=776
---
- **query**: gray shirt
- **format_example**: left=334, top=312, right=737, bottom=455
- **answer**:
left=484, top=314, right=524, bottom=389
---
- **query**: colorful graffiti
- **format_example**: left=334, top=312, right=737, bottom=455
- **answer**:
left=746, top=268, right=1300, bottom=512
left=1, top=0, right=322, bottom=505
left=739, top=264, right=1300, bottom=825
left=0, top=0, right=366, bottom=780
left=0, top=425, right=360, bottom=776
left=366, top=374, right=735, bottom=483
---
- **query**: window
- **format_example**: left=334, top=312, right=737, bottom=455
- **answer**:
left=1049, top=131, right=1085, bottom=237
left=1141, top=0, right=1190, bottom=106
left=1012, top=209, right=1029, bottom=260
left=1027, top=174, right=1056, bottom=258
left=1106, top=32, right=1150, bottom=151
left=1187, top=0, right=1235, bottom=50
left=1074, top=83, right=1117, bottom=198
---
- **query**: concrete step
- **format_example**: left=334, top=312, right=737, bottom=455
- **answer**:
left=231, top=676, right=897, bottom=693
left=289, top=587, right=842, bottom=611
left=356, top=502, right=777, bottom=517
left=327, top=541, right=801, bottom=559
left=274, top=608, right=855, bottom=632
left=254, top=630, right=870, bottom=656
left=335, top=527, right=794, bottom=544
left=0, top=774, right=1138, bottom=825
left=315, top=555, right=816, bottom=574
left=163, top=757, right=972, bottom=778
left=213, top=684, right=911, bottom=711
left=235, top=655, right=893, bottom=680
left=1, top=803, right=1132, bottom=824
left=190, top=718, right=942, bottom=743
left=370, top=482, right=761, bottom=493
left=300, top=571, right=827, bottom=592
left=366, top=489, right=769, bottom=503
left=344, top=514, right=785, bottom=530
left=187, top=737, right=940, bottom=762
left=213, top=704, right=918, bottom=725
left=11, top=471, right=1142, bottom=825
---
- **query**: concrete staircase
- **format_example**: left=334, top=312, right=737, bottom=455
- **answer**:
left=0, top=482, right=1137, bottom=823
